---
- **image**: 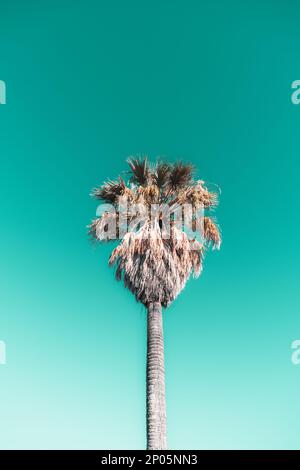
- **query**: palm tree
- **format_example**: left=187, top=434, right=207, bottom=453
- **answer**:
left=89, top=158, right=221, bottom=450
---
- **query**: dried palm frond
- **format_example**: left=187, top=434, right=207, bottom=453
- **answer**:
left=180, top=182, right=218, bottom=209
left=89, top=212, right=119, bottom=241
left=203, top=216, right=221, bottom=249
left=109, top=222, right=203, bottom=307
left=141, top=185, right=160, bottom=205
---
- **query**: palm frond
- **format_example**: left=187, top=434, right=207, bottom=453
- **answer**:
left=88, top=212, right=119, bottom=241
left=167, top=162, right=194, bottom=191
left=127, top=157, right=150, bottom=186
left=109, top=223, right=203, bottom=307
left=179, top=183, right=218, bottom=209
left=152, top=162, right=171, bottom=189
left=91, top=177, right=126, bottom=204
left=203, top=217, right=221, bottom=249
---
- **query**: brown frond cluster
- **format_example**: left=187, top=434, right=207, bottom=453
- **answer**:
left=89, top=158, right=221, bottom=307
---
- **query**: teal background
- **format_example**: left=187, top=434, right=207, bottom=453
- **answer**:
left=0, top=0, right=300, bottom=449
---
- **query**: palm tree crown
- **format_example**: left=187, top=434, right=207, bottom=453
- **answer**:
left=89, top=158, right=221, bottom=307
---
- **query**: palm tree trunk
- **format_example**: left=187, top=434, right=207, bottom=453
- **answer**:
left=146, top=302, right=167, bottom=450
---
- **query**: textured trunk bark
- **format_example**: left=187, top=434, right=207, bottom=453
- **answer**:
left=146, top=302, right=167, bottom=450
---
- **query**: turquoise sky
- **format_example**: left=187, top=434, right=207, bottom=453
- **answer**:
left=0, top=0, right=300, bottom=449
